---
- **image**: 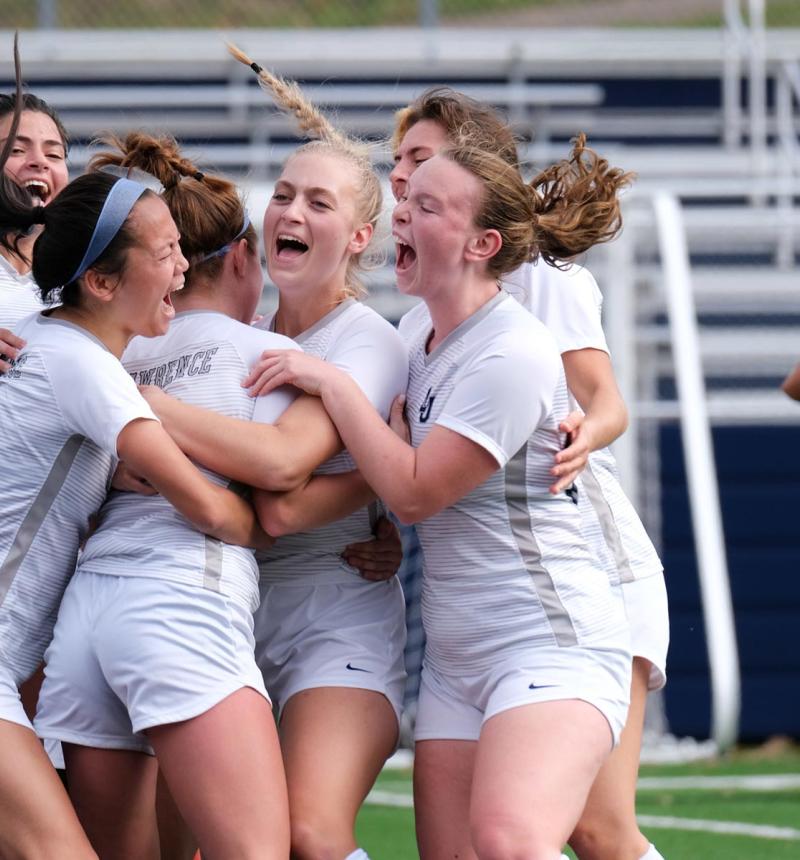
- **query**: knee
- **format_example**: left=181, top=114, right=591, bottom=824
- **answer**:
left=471, top=816, right=555, bottom=860
left=290, top=814, right=347, bottom=860
left=570, top=812, right=645, bottom=860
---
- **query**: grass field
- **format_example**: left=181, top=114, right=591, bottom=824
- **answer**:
left=355, top=747, right=800, bottom=859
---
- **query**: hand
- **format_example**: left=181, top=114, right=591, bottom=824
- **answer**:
left=0, top=328, right=25, bottom=373
left=342, top=516, right=403, bottom=582
left=137, top=384, right=170, bottom=414
left=389, top=394, right=410, bottom=443
left=550, top=410, right=593, bottom=494
left=241, top=349, right=339, bottom=398
left=111, top=462, right=158, bottom=496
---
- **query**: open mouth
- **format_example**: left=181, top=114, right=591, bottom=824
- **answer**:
left=162, top=280, right=185, bottom=314
left=394, top=238, right=417, bottom=273
left=24, top=180, right=51, bottom=205
left=275, top=234, right=309, bottom=260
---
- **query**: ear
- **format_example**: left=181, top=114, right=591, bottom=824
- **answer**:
left=82, top=267, right=119, bottom=303
left=229, top=237, right=251, bottom=279
left=347, top=222, right=374, bottom=256
left=464, top=228, right=502, bottom=264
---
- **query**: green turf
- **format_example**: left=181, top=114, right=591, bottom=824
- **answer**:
left=356, top=750, right=800, bottom=859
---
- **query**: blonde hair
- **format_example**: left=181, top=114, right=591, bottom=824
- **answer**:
left=445, top=136, right=634, bottom=277
left=228, top=42, right=382, bottom=297
left=89, top=132, right=256, bottom=291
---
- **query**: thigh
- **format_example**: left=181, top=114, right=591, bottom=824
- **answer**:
left=64, top=744, right=159, bottom=860
left=148, top=687, right=289, bottom=860
left=413, top=739, right=478, bottom=860
left=281, top=686, right=398, bottom=821
left=471, top=700, right=612, bottom=855
left=571, top=656, right=651, bottom=834
left=0, top=719, right=97, bottom=860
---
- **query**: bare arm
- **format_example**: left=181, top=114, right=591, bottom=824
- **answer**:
left=549, top=347, right=629, bottom=493
left=117, top=418, right=273, bottom=550
left=253, top=469, right=375, bottom=537
left=140, top=388, right=342, bottom=492
left=781, top=363, right=800, bottom=401
left=243, top=350, right=500, bottom=525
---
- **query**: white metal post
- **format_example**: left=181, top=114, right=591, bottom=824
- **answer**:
left=653, top=192, right=741, bottom=752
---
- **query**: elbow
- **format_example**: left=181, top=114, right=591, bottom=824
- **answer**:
left=391, top=497, right=431, bottom=527
left=256, top=505, right=293, bottom=538
left=617, top=403, right=630, bottom=437
left=253, top=463, right=306, bottom=493
left=190, top=497, right=233, bottom=538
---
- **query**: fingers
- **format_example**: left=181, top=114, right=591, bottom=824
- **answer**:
left=558, top=410, right=584, bottom=436
left=549, top=468, right=582, bottom=495
left=0, top=329, right=26, bottom=371
left=373, top=516, right=400, bottom=541
left=389, top=394, right=410, bottom=442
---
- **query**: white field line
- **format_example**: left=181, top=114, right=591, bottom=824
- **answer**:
left=636, top=815, right=800, bottom=841
left=637, top=774, right=800, bottom=791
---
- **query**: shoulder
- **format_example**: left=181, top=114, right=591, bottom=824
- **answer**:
left=398, top=301, right=429, bottom=343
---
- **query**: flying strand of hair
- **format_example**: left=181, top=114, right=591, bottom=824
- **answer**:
left=226, top=42, right=347, bottom=147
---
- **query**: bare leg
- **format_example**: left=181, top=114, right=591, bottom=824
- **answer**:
left=156, top=767, right=198, bottom=860
left=471, top=700, right=612, bottom=860
left=64, top=744, right=159, bottom=860
left=279, top=687, right=398, bottom=860
left=148, top=687, right=289, bottom=860
left=413, top=739, right=477, bottom=860
left=0, top=720, right=97, bottom=860
left=568, top=658, right=652, bottom=860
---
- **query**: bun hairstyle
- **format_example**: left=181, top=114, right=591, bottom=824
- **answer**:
left=227, top=42, right=383, bottom=297
left=444, top=136, right=634, bottom=277
left=89, top=132, right=256, bottom=290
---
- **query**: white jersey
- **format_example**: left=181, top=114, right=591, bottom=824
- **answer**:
left=77, top=311, right=298, bottom=611
left=0, top=254, right=42, bottom=329
left=399, top=292, right=629, bottom=675
left=254, top=299, right=408, bottom=585
left=0, top=313, right=156, bottom=684
left=503, top=261, right=663, bottom=584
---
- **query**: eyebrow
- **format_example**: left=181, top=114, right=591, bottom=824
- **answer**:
left=395, top=144, right=433, bottom=162
left=0, top=134, right=65, bottom=150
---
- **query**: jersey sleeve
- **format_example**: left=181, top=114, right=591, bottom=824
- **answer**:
left=51, top=345, right=158, bottom=458
left=436, top=334, right=561, bottom=467
left=504, top=261, right=609, bottom=356
left=249, top=332, right=302, bottom=425
left=327, top=314, right=409, bottom=418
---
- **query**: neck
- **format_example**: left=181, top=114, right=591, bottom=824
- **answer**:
left=173, top=279, right=243, bottom=323
left=425, top=273, right=500, bottom=352
left=49, top=304, right=130, bottom=359
left=273, top=281, right=347, bottom=338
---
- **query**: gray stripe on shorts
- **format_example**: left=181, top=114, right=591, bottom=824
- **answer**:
left=505, top=441, right=578, bottom=646
left=0, top=434, right=85, bottom=607
left=203, top=537, right=223, bottom=591
left=580, top=460, right=635, bottom=584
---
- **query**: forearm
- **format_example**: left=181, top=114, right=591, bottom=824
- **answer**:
left=319, top=375, right=423, bottom=521
left=150, top=394, right=334, bottom=491
left=577, top=387, right=629, bottom=452
left=254, top=470, right=376, bottom=536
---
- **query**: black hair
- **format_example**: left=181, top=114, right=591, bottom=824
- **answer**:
left=0, top=92, right=69, bottom=153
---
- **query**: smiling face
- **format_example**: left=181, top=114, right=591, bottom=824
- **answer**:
left=392, top=155, right=486, bottom=298
left=390, top=119, right=450, bottom=202
left=0, top=109, right=69, bottom=205
left=109, top=195, right=188, bottom=339
left=263, top=150, right=370, bottom=300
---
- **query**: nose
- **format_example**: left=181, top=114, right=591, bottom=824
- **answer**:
left=392, top=197, right=410, bottom=226
left=26, top=145, right=48, bottom=171
left=389, top=161, right=407, bottom=202
left=175, top=248, right=189, bottom=274
left=281, top=195, right=305, bottom=222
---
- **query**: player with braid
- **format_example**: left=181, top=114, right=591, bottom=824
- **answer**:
left=136, top=46, right=408, bottom=860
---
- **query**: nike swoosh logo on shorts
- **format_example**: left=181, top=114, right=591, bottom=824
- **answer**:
left=528, top=683, right=558, bottom=690
left=346, top=662, right=372, bottom=673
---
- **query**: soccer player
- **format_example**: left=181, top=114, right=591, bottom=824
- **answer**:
left=135, top=52, right=408, bottom=860
left=0, top=52, right=268, bottom=858
left=390, top=87, right=668, bottom=860
left=240, top=141, right=633, bottom=859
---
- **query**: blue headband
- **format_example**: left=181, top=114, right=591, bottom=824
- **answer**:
left=65, top=177, right=148, bottom=286
left=194, top=211, right=251, bottom=265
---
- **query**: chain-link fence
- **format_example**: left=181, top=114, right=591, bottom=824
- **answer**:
left=6, top=0, right=800, bottom=30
